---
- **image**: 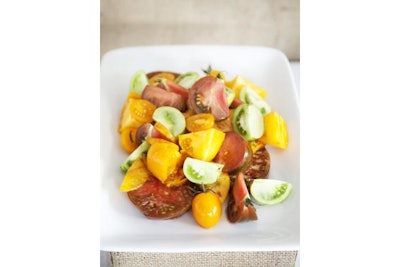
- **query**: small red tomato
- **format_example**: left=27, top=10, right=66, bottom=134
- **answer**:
left=192, top=191, right=222, bottom=228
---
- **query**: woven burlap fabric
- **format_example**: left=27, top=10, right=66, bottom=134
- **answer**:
left=110, top=251, right=298, bottom=267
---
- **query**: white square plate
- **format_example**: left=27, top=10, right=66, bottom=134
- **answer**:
left=100, top=45, right=299, bottom=252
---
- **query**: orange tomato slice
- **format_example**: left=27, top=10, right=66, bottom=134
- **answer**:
left=186, top=113, right=215, bottom=132
left=149, top=72, right=176, bottom=86
left=120, top=127, right=138, bottom=153
left=119, top=98, right=156, bottom=133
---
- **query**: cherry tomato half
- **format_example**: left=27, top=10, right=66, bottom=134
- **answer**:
left=192, top=191, right=222, bottom=228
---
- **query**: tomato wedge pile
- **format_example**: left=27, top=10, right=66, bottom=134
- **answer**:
left=117, top=67, right=292, bottom=228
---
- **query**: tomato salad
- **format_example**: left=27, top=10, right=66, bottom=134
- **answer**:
left=118, top=67, right=292, bottom=228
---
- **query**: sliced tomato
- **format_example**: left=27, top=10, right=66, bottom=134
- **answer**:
left=147, top=71, right=180, bottom=80
left=213, top=132, right=252, bottom=174
left=118, top=98, right=156, bottom=133
left=135, top=122, right=167, bottom=145
left=178, top=128, right=225, bottom=162
left=185, top=113, right=215, bottom=132
left=231, top=146, right=271, bottom=187
left=188, top=76, right=230, bottom=121
left=243, top=146, right=270, bottom=179
left=213, top=109, right=234, bottom=132
left=127, top=175, right=194, bottom=219
left=156, top=78, right=189, bottom=103
left=120, top=127, right=138, bottom=153
left=226, top=172, right=258, bottom=223
left=148, top=72, right=176, bottom=86
left=142, top=85, right=186, bottom=112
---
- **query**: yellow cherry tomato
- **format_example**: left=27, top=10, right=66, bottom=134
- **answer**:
left=120, top=127, right=138, bottom=153
left=178, top=128, right=225, bottom=161
left=259, top=111, right=289, bottom=149
left=186, top=113, right=215, bottom=132
left=192, top=191, right=222, bottom=228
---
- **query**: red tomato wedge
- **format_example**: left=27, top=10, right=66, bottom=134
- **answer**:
left=213, top=132, right=252, bottom=174
left=226, top=172, right=258, bottom=223
left=142, top=85, right=186, bottom=112
left=188, top=76, right=230, bottom=121
left=127, top=175, right=194, bottom=219
left=156, top=78, right=189, bottom=103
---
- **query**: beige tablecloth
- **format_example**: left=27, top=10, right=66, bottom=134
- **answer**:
left=110, top=251, right=298, bottom=267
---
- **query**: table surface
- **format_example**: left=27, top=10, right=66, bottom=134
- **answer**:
left=100, top=61, right=300, bottom=267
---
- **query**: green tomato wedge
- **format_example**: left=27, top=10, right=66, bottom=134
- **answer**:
left=232, top=104, right=264, bottom=141
left=250, top=179, right=293, bottom=205
left=120, top=141, right=150, bottom=173
left=240, top=86, right=271, bottom=115
left=183, top=157, right=224, bottom=185
left=225, top=87, right=235, bottom=107
left=152, top=106, right=186, bottom=136
left=129, top=70, right=149, bottom=94
left=175, top=71, right=200, bottom=89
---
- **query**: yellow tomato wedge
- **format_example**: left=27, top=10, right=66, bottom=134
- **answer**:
left=146, top=141, right=182, bottom=183
left=153, top=121, right=177, bottom=143
left=120, top=158, right=150, bottom=192
left=119, top=98, right=156, bottom=133
left=178, top=128, right=225, bottom=161
left=225, top=75, right=267, bottom=99
left=259, top=111, right=289, bottom=149
left=205, top=172, right=230, bottom=204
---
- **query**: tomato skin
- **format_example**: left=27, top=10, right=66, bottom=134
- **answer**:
left=142, top=85, right=186, bottom=111
left=188, top=76, right=230, bottom=121
left=243, top=146, right=270, bottom=178
left=127, top=175, right=193, bottom=219
left=213, top=131, right=252, bottom=174
left=226, top=172, right=258, bottom=223
left=192, top=191, right=222, bottom=228
left=157, top=78, right=189, bottom=103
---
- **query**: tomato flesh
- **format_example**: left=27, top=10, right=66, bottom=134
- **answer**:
left=213, top=132, right=252, bottom=174
left=157, top=78, right=189, bottom=103
left=142, top=85, right=186, bottom=111
left=226, top=172, right=258, bottom=223
left=188, top=76, right=230, bottom=121
left=127, top=175, right=193, bottom=219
